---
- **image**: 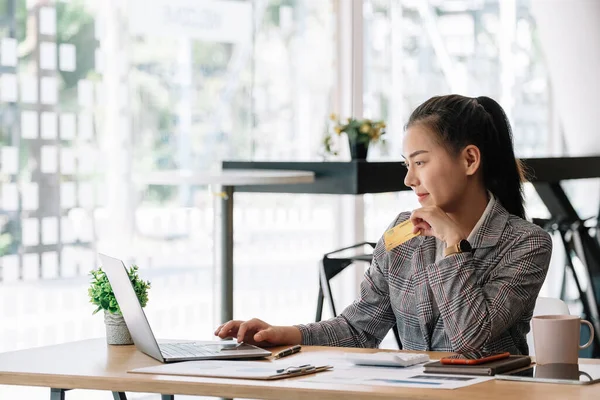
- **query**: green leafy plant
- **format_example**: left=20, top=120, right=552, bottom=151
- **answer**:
left=323, top=114, right=387, bottom=156
left=88, top=265, right=151, bottom=315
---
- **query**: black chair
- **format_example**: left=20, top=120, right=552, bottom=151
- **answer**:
left=315, top=241, right=403, bottom=349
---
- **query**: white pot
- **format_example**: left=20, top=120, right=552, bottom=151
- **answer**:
left=104, top=310, right=133, bottom=345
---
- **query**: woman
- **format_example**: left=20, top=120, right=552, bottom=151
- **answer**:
left=215, top=95, right=552, bottom=355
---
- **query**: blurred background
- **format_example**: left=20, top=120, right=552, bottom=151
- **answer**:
left=0, top=0, right=599, bottom=398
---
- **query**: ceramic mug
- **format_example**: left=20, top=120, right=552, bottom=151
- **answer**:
left=532, top=315, right=594, bottom=365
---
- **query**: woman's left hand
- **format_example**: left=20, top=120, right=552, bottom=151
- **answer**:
left=410, top=206, right=465, bottom=246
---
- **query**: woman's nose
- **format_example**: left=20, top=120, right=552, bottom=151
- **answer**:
left=404, top=167, right=417, bottom=188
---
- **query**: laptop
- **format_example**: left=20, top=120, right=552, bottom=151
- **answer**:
left=98, top=253, right=272, bottom=362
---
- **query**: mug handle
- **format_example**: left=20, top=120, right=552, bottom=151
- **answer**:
left=579, top=320, right=595, bottom=349
left=579, top=371, right=593, bottom=381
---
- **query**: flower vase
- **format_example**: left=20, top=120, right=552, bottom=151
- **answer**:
left=104, top=310, right=133, bottom=345
left=349, top=139, right=369, bottom=160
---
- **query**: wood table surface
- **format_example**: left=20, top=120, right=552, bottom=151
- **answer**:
left=0, top=339, right=598, bottom=399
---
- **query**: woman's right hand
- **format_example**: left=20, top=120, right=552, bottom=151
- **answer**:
left=213, top=318, right=302, bottom=347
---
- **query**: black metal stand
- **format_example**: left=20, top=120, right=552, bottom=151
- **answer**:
left=50, top=389, right=68, bottom=400
left=50, top=389, right=175, bottom=400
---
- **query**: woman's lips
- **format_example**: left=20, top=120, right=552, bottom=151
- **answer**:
left=417, top=193, right=429, bottom=201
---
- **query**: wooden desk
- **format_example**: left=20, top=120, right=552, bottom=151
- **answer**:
left=0, top=339, right=599, bottom=400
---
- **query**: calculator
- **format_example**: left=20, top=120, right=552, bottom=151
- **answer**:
left=345, top=352, right=430, bottom=367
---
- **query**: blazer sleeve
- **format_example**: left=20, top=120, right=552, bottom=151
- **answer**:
left=427, top=227, right=552, bottom=353
left=295, top=234, right=398, bottom=348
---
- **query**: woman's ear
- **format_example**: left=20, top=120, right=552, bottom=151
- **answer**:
left=462, top=145, right=481, bottom=176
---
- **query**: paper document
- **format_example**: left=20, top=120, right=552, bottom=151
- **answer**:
left=130, top=360, right=332, bottom=380
left=278, top=351, right=492, bottom=390
left=301, top=366, right=492, bottom=389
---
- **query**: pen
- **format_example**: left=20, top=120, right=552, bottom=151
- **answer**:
left=273, top=344, right=302, bottom=359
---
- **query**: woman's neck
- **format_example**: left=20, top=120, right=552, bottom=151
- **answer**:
left=447, top=187, right=490, bottom=239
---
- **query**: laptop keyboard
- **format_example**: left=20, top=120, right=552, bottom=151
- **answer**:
left=159, top=343, right=220, bottom=359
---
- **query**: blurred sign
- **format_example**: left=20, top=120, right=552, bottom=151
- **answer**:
left=129, top=0, right=252, bottom=43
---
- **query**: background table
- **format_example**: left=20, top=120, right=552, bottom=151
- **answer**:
left=135, top=169, right=314, bottom=323
left=0, top=339, right=599, bottom=400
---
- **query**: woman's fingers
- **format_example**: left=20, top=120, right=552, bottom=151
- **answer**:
left=216, top=320, right=290, bottom=347
left=237, top=319, right=269, bottom=342
left=254, top=326, right=277, bottom=343
left=214, top=320, right=242, bottom=339
left=213, top=323, right=225, bottom=335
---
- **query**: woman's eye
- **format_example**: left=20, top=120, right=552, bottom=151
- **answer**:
left=414, top=161, right=424, bottom=166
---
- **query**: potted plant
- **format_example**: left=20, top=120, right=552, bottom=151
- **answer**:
left=323, top=114, right=386, bottom=160
left=88, top=265, right=151, bottom=345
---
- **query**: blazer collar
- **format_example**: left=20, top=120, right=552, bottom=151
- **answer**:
left=468, top=200, right=510, bottom=249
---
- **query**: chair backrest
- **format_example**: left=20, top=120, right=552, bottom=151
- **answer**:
left=527, top=297, right=570, bottom=355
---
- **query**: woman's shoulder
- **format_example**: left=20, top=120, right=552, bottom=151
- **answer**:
left=504, top=214, right=552, bottom=245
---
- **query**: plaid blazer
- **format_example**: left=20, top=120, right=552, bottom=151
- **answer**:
left=297, top=201, right=552, bottom=354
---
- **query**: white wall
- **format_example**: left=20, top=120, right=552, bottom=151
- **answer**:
left=532, top=0, right=600, bottom=155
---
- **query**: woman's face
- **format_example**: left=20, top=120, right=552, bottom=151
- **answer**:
left=402, top=123, right=469, bottom=212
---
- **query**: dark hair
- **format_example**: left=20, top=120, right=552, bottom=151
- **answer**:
left=406, top=94, right=526, bottom=219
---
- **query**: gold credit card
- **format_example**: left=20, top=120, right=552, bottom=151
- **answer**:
left=384, top=219, right=421, bottom=251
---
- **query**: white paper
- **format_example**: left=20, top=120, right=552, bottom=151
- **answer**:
left=61, top=246, right=78, bottom=277
left=39, top=7, right=56, bottom=35
left=22, top=218, right=39, bottom=246
left=2, top=183, right=19, bottom=211
left=41, top=217, right=58, bottom=245
left=59, top=43, right=76, bottom=72
left=1, top=37, right=17, bottom=67
left=22, top=182, right=39, bottom=211
left=20, top=75, right=38, bottom=103
left=1, top=254, right=20, bottom=283
left=40, top=42, right=57, bottom=70
left=41, top=76, right=58, bottom=104
left=60, top=182, right=76, bottom=209
left=60, top=113, right=76, bottom=140
left=1, top=146, right=18, bottom=174
left=61, top=218, right=76, bottom=243
left=20, top=110, right=38, bottom=139
left=22, top=253, right=39, bottom=281
left=78, top=79, right=93, bottom=108
left=131, top=359, right=331, bottom=380
left=1, top=73, right=18, bottom=102
left=78, top=182, right=94, bottom=208
left=95, top=48, right=103, bottom=73
left=41, top=251, right=59, bottom=279
left=302, top=368, right=492, bottom=389
left=41, top=111, right=58, bottom=139
left=78, top=113, right=93, bottom=139
left=295, top=352, right=493, bottom=390
left=60, top=147, right=76, bottom=174
left=40, top=145, right=58, bottom=173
